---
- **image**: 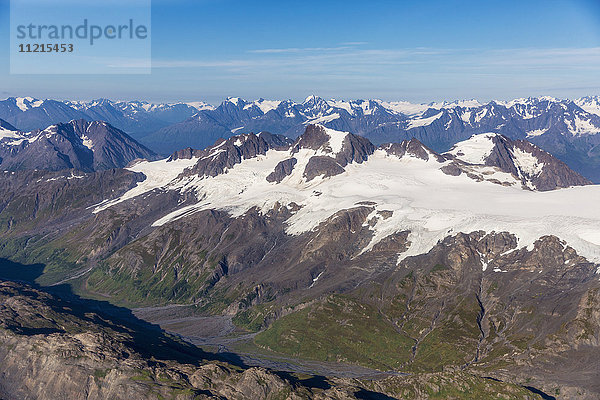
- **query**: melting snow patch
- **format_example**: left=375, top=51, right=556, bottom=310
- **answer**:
left=81, top=135, right=94, bottom=150
left=511, top=148, right=544, bottom=176
left=309, top=270, right=325, bottom=288
left=526, top=129, right=548, bottom=137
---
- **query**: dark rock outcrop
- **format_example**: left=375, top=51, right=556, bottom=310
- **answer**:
left=266, top=157, right=297, bottom=183
left=380, top=138, right=444, bottom=162
left=303, top=156, right=345, bottom=181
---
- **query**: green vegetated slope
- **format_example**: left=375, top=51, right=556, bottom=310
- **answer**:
left=255, top=294, right=414, bottom=370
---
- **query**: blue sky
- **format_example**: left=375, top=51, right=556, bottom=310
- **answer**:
left=0, top=0, right=599, bottom=104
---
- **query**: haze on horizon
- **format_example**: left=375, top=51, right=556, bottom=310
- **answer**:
left=0, top=0, right=599, bottom=104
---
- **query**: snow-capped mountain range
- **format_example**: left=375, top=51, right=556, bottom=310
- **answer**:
left=2, top=95, right=600, bottom=181
left=0, top=97, right=210, bottom=136
left=92, top=124, right=599, bottom=267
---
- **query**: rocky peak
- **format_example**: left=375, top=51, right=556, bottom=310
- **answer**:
left=380, top=138, right=442, bottom=161
left=445, top=133, right=591, bottom=190
left=292, top=125, right=374, bottom=160
left=289, top=124, right=375, bottom=182
left=182, top=131, right=293, bottom=178
left=291, top=124, right=331, bottom=151
left=167, top=147, right=201, bottom=161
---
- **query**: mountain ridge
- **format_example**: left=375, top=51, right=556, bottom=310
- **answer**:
left=0, top=119, right=158, bottom=172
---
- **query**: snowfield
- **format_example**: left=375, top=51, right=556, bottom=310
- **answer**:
left=95, top=128, right=600, bottom=266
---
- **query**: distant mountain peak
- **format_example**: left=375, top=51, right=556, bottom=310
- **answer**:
left=0, top=119, right=157, bottom=172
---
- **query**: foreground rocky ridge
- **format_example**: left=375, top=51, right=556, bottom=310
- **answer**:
left=0, top=279, right=546, bottom=399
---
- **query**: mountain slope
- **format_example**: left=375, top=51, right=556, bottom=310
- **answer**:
left=0, top=118, right=17, bottom=132
left=0, top=125, right=598, bottom=397
left=136, top=95, right=600, bottom=182
left=0, top=119, right=158, bottom=172
left=0, top=278, right=384, bottom=399
left=0, top=279, right=542, bottom=400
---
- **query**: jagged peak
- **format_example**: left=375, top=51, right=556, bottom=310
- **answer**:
left=292, top=124, right=348, bottom=155
left=380, top=137, right=446, bottom=163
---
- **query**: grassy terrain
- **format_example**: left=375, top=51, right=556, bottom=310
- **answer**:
left=254, top=294, right=414, bottom=370
left=361, top=371, right=543, bottom=399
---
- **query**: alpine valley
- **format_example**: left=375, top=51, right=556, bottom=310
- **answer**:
left=1, top=97, right=600, bottom=399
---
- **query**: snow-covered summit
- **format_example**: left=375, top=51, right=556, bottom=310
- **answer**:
left=446, top=133, right=498, bottom=164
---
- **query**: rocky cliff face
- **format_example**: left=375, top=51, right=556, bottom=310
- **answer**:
left=177, top=132, right=292, bottom=178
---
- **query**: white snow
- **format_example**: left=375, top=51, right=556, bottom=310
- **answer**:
left=323, top=127, right=347, bottom=153
left=460, top=111, right=472, bottom=123
left=511, top=148, right=544, bottom=176
left=526, top=129, right=548, bottom=137
left=356, top=100, right=374, bottom=115
left=80, top=135, right=94, bottom=150
left=567, top=115, right=600, bottom=136
left=185, top=101, right=215, bottom=111
left=92, top=157, right=199, bottom=213
left=406, top=112, right=443, bottom=128
left=307, top=113, right=340, bottom=125
left=575, top=97, right=600, bottom=117
left=378, top=100, right=429, bottom=116
left=446, top=133, right=496, bottom=164
left=254, top=99, right=281, bottom=114
left=0, top=128, right=21, bottom=140
left=474, top=108, right=488, bottom=122
left=327, top=99, right=354, bottom=114
left=430, top=99, right=482, bottom=110
left=15, top=97, right=43, bottom=111
left=309, top=270, right=325, bottom=288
